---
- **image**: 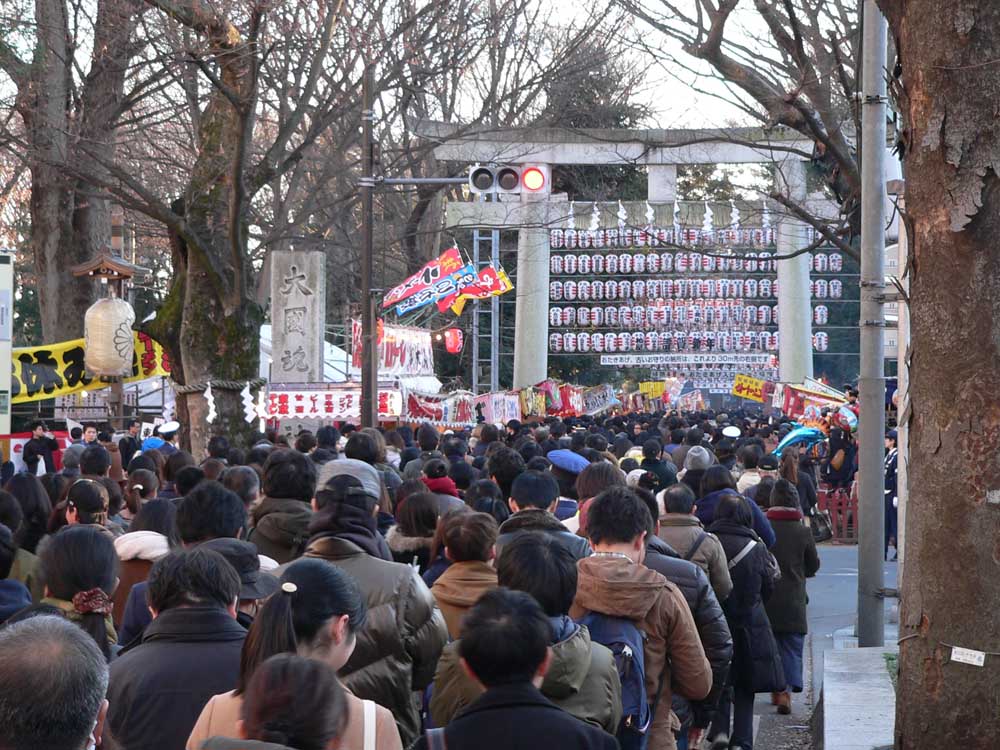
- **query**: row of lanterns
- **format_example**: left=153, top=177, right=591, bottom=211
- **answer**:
left=549, top=227, right=779, bottom=249
left=549, top=251, right=844, bottom=275
left=550, top=278, right=843, bottom=302
left=549, top=303, right=777, bottom=328
left=550, top=330, right=780, bottom=353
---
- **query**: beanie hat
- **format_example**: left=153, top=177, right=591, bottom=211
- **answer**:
left=684, top=445, right=713, bottom=472
left=770, top=478, right=801, bottom=509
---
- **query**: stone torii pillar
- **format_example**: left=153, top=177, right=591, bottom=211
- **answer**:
left=513, top=166, right=552, bottom=388
left=775, top=160, right=814, bottom=383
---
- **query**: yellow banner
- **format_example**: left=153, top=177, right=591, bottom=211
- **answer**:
left=639, top=381, right=666, bottom=398
left=12, top=332, right=171, bottom=404
left=731, top=373, right=766, bottom=403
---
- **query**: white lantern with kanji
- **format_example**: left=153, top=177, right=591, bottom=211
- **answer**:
left=84, top=297, right=136, bottom=376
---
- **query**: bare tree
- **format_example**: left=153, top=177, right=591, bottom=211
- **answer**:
left=0, top=0, right=142, bottom=339
left=618, top=0, right=861, bottom=246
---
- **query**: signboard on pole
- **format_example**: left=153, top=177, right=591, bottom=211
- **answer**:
left=731, top=374, right=766, bottom=402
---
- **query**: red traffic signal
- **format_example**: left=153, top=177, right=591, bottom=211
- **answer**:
left=521, top=166, right=546, bottom=192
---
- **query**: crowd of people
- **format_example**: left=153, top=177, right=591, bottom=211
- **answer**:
left=0, top=410, right=835, bottom=750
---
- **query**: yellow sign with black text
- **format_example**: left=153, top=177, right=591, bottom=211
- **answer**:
left=11, top=332, right=171, bottom=404
left=731, top=373, right=766, bottom=403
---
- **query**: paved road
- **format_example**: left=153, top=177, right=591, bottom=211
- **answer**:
left=749, top=544, right=898, bottom=749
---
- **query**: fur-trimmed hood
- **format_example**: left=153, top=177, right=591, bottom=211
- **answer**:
left=385, top=524, right=434, bottom=553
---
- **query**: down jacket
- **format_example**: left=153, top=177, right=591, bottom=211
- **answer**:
left=644, top=536, right=733, bottom=729
left=430, top=614, right=622, bottom=734
left=248, top=496, right=312, bottom=564
left=289, top=535, right=448, bottom=746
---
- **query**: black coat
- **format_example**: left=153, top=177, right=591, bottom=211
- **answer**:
left=22, top=436, right=59, bottom=474
left=414, top=682, right=617, bottom=750
left=496, top=509, right=592, bottom=561
left=708, top=520, right=784, bottom=694
left=107, top=606, right=246, bottom=750
left=764, top=510, right=820, bottom=633
left=645, top=537, right=733, bottom=728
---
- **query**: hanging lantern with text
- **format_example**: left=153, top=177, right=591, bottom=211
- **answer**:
left=84, top=297, right=136, bottom=376
left=444, top=328, right=464, bottom=354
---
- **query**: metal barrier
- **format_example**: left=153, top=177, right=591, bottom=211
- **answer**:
left=817, top=483, right=858, bottom=543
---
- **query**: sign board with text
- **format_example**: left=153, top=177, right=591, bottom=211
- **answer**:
left=731, top=374, right=766, bottom=402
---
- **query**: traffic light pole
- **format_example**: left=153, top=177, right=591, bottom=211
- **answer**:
left=360, top=68, right=378, bottom=428
left=358, top=76, right=472, bottom=425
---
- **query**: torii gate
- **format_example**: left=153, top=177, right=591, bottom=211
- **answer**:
left=419, top=121, right=834, bottom=389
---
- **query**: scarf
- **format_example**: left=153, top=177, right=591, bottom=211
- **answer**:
left=422, top=475, right=459, bottom=497
left=42, top=594, right=118, bottom=646
left=308, top=502, right=392, bottom=560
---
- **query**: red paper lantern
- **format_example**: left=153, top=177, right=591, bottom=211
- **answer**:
left=444, top=328, right=464, bottom=354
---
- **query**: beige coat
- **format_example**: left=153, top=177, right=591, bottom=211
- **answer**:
left=657, top=514, right=733, bottom=601
left=187, top=687, right=401, bottom=750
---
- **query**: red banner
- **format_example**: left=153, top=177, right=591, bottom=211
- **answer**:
left=383, top=248, right=464, bottom=308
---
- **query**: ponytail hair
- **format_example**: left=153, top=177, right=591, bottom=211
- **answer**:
left=235, top=558, right=367, bottom=696
left=236, top=581, right=298, bottom=696
left=39, top=525, right=118, bottom=660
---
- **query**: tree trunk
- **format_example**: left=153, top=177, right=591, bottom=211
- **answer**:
left=145, top=5, right=262, bottom=458
left=878, top=2, right=1000, bottom=746
left=19, top=0, right=138, bottom=341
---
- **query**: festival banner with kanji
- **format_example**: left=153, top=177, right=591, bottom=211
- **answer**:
left=675, top=389, right=705, bottom=411
left=731, top=373, right=766, bottom=402
left=403, top=389, right=476, bottom=426
left=437, top=265, right=514, bottom=315
left=12, top=332, right=171, bottom=405
left=383, top=248, right=464, bottom=308
left=350, top=320, right=434, bottom=377
left=474, top=392, right=523, bottom=425
left=582, top=384, right=619, bottom=415
left=266, top=386, right=403, bottom=421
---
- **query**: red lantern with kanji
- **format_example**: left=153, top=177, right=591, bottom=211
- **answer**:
left=444, top=328, right=464, bottom=354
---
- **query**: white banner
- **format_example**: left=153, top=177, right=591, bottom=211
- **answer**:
left=600, top=353, right=774, bottom=366
left=267, top=385, right=403, bottom=421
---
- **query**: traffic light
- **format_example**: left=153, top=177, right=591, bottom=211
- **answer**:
left=467, top=164, right=548, bottom=194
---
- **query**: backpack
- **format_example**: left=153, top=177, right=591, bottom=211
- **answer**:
left=575, top=612, right=655, bottom=750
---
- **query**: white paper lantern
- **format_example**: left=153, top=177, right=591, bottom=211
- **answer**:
left=84, top=297, right=136, bottom=376
left=549, top=281, right=563, bottom=301
left=549, top=307, right=562, bottom=327
left=606, top=254, right=619, bottom=274
left=550, top=255, right=564, bottom=274
left=550, top=333, right=563, bottom=352
left=578, top=254, right=592, bottom=275
left=564, top=254, right=578, bottom=275
left=829, top=253, right=844, bottom=272
left=591, top=306, right=604, bottom=326
left=606, top=306, right=619, bottom=327
left=830, top=279, right=843, bottom=298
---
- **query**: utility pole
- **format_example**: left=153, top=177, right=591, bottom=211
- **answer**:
left=360, top=65, right=378, bottom=428
left=857, top=0, right=888, bottom=647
